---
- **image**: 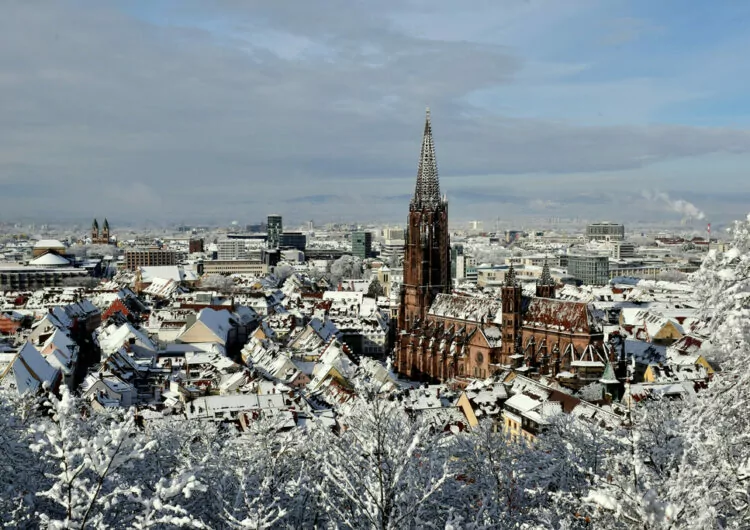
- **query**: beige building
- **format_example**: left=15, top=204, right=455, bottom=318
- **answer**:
left=202, top=260, right=267, bottom=276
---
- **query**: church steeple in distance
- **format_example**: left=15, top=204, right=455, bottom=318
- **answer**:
left=412, top=107, right=441, bottom=209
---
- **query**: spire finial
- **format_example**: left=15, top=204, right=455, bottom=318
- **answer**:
left=413, top=108, right=441, bottom=209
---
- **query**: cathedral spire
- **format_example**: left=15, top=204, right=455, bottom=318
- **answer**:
left=413, top=107, right=441, bottom=209
left=505, top=263, right=518, bottom=286
left=539, top=256, right=554, bottom=286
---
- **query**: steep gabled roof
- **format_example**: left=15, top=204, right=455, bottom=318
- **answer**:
left=429, top=293, right=499, bottom=323
left=4, top=342, right=60, bottom=394
left=523, top=298, right=602, bottom=334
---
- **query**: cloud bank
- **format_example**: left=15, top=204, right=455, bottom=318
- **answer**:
left=1, top=0, right=748, bottom=224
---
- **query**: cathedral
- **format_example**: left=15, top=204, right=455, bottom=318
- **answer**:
left=395, top=110, right=614, bottom=389
left=91, top=218, right=111, bottom=244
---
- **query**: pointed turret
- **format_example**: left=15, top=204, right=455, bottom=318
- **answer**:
left=505, top=263, right=518, bottom=286
left=412, top=107, right=441, bottom=209
left=92, top=219, right=99, bottom=231
left=536, top=256, right=556, bottom=298
left=539, top=258, right=553, bottom=285
left=103, top=218, right=110, bottom=231
left=600, top=359, right=621, bottom=401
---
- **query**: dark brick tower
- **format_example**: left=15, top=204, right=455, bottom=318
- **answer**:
left=396, top=108, right=451, bottom=376
left=501, top=264, right=523, bottom=360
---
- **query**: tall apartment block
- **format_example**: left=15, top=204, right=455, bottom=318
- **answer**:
left=351, top=231, right=372, bottom=259
left=267, top=214, right=282, bottom=248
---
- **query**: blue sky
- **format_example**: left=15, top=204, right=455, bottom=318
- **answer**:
left=1, top=0, right=749, bottom=226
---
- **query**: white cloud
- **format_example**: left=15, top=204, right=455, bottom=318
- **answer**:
left=0, top=0, right=747, bottom=224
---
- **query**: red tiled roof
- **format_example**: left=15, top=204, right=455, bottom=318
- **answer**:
left=524, top=298, right=600, bottom=334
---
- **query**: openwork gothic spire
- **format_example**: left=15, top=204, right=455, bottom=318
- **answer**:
left=539, top=257, right=554, bottom=286
left=505, top=263, right=518, bottom=286
left=413, top=107, right=441, bottom=209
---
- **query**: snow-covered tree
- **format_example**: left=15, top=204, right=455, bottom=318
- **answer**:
left=366, top=278, right=385, bottom=299
left=200, top=273, right=235, bottom=293
left=215, top=417, right=318, bottom=529
left=582, top=213, right=750, bottom=528
left=449, top=423, right=538, bottom=528
left=329, top=255, right=363, bottom=284
left=30, top=389, right=204, bottom=529
left=666, top=213, right=750, bottom=528
left=313, top=392, right=455, bottom=529
left=0, top=389, right=47, bottom=527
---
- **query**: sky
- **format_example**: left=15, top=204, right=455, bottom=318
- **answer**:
left=1, top=0, right=750, bottom=227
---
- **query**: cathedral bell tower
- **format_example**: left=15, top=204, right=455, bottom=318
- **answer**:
left=501, top=264, right=523, bottom=362
left=396, top=109, right=451, bottom=375
left=102, top=218, right=110, bottom=243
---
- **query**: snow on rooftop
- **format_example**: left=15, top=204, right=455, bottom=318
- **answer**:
left=429, top=293, right=499, bottom=323
left=29, top=253, right=71, bottom=266
left=33, top=239, right=65, bottom=248
left=6, top=342, right=60, bottom=394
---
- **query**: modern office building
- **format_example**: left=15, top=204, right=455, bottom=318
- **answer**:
left=585, top=222, right=625, bottom=241
left=567, top=255, right=610, bottom=286
left=267, top=215, right=283, bottom=248
left=279, top=232, right=306, bottom=251
left=455, top=254, right=477, bottom=283
left=380, top=239, right=405, bottom=263
left=217, top=239, right=248, bottom=261
left=202, top=260, right=267, bottom=276
left=351, top=231, right=372, bottom=260
left=124, top=249, right=178, bottom=271
left=610, top=241, right=636, bottom=259
left=383, top=227, right=405, bottom=240
left=0, top=263, right=89, bottom=290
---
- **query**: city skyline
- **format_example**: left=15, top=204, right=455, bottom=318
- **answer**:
left=2, top=1, right=750, bottom=224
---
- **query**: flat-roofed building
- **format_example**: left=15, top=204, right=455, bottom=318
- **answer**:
left=567, top=254, right=610, bottom=286
left=610, top=241, right=636, bottom=259
left=217, top=239, right=248, bottom=261
left=280, top=232, right=306, bottom=251
left=351, top=231, right=372, bottom=259
left=125, top=249, right=178, bottom=270
left=585, top=222, right=625, bottom=241
left=0, top=264, right=89, bottom=290
left=202, top=260, right=267, bottom=276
